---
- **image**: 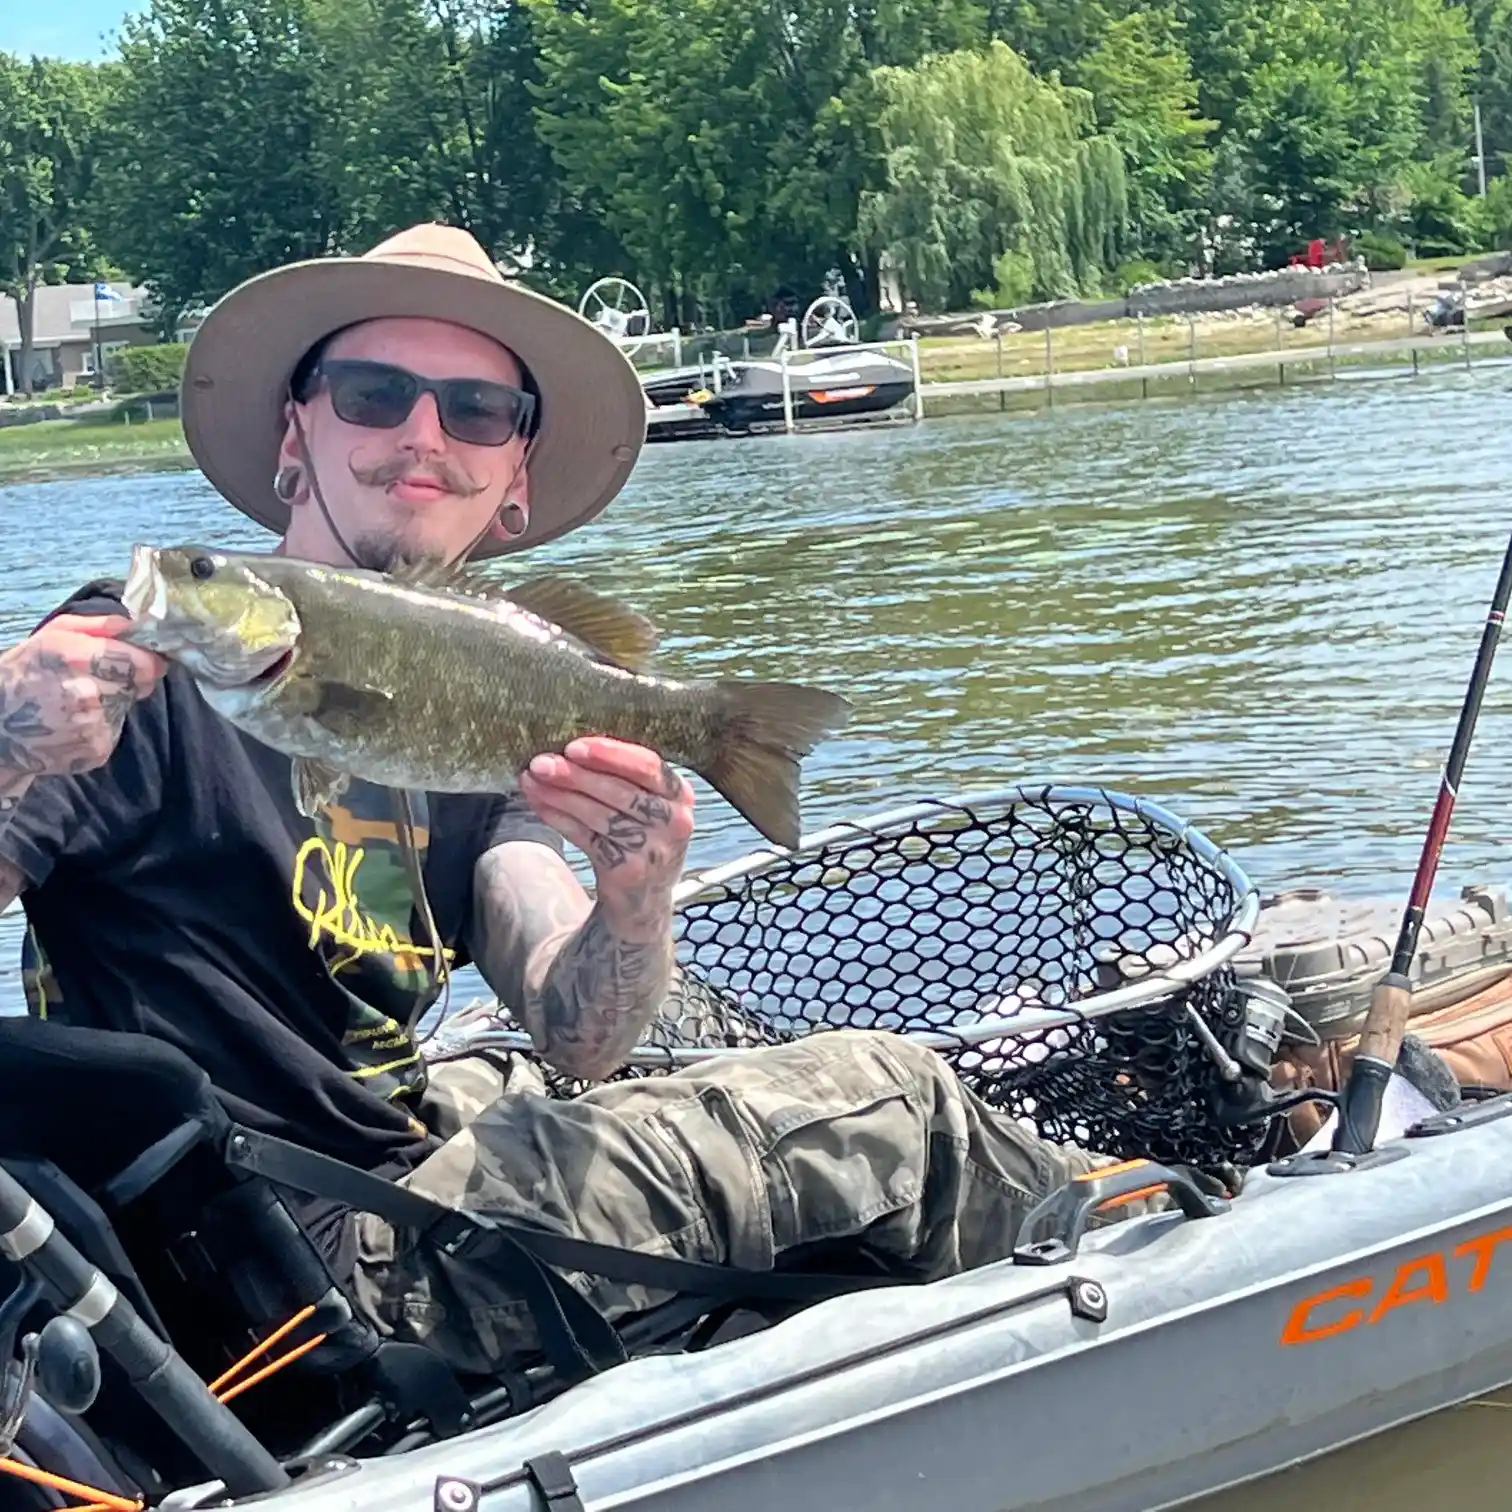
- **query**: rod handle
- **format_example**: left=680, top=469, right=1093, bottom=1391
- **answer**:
left=1331, top=972, right=1412, bottom=1155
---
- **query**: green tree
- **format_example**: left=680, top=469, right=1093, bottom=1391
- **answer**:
left=1477, top=170, right=1512, bottom=243
left=304, top=0, right=464, bottom=249
left=1187, top=0, right=1477, bottom=264
left=856, top=40, right=1129, bottom=309
left=92, top=0, right=470, bottom=332
left=1069, top=9, right=1215, bottom=267
left=92, top=0, right=345, bottom=332
left=1459, top=0, right=1512, bottom=178
left=525, top=0, right=764, bottom=320
left=0, top=55, right=107, bottom=394
left=985, top=0, right=1119, bottom=75
left=393, top=0, right=627, bottom=302
left=524, top=0, right=989, bottom=322
left=1233, top=59, right=1360, bottom=258
left=44, top=0, right=1507, bottom=334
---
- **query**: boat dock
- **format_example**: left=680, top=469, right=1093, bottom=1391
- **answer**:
left=920, top=326, right=1512, bottom=410
left=640, top=322, right=1512, bottom=440
left=644, top=400, right=914, bottom=442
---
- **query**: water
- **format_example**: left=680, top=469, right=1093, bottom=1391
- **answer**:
left=0, top=365, right=1510, bottom=1014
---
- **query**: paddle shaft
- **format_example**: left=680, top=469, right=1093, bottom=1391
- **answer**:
left=1332, top=525, right=1512, bottom=1155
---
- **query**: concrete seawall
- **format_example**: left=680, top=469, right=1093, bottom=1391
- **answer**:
left=894, top=262, right=1372, bottom=338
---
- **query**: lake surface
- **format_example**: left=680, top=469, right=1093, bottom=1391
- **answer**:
left=1, top=364, right=1511, bottom=1013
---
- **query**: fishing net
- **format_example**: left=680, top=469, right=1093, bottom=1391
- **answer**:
left=455, top=784, right=1269, bottom=1170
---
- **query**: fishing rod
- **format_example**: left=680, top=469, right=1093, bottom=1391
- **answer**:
left=1331, top=525, right=1512, bottom=1157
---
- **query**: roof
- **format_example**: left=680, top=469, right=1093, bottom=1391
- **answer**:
left=0, top=281, right=151, bottom=349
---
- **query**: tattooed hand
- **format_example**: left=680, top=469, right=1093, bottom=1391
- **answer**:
left=518, top=736, right=695, bottom=934
left=470, top=740, right=694, bottom=1079
left=0, top=615, right=167, bottom=806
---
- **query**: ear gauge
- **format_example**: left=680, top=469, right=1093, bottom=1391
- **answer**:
left=273, top=466, right=303, bottom=504
left=499, top=501, right=528, bottom=537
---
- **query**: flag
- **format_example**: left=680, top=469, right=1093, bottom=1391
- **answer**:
left=93, top=282, right=123, bottom=302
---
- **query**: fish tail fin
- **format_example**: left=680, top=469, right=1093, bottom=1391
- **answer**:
left=693, top=682, right=853, bottom=851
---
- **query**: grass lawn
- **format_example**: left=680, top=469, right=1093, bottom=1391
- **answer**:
left=904, top=302, right=1494, bottom=386
left=1404, top=253, right=1482, bottom=274
left=0, top=414, right=190, bottom=485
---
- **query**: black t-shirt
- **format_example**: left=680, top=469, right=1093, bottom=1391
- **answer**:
left=1, top=577, right=562, bottom=1198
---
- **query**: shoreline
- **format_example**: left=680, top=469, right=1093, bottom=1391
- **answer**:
left=1, top=317, right=1507, bottom=488
left=0, top=451, right=195, bottom=487
left=0, top=414, right=192, bottom=488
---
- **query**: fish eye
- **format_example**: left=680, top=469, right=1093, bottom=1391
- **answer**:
left=190, top=555, right=216, bottom=581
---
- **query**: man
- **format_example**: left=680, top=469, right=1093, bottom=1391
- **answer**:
left=0, top=224, right=1119, bottom=1379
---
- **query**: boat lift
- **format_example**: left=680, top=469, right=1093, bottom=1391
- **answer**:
left=575, top=271, right=920, bottom=438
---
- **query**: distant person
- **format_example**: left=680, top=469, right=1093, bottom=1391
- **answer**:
left=0, top=223, right=1144, bottom=1374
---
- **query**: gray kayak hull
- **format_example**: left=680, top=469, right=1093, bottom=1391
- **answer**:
left=186, top=1096, right=1512, bottom=1512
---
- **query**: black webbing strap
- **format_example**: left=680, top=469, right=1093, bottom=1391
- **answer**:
left=224, top=1125, right=898, bottom=1315
left=523, top=1454, right=586, bottom=1512
left=225, top=1127, right=623, bottom=1380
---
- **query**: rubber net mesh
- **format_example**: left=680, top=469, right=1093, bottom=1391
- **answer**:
left=505, top=788, right=1266, bottom=1169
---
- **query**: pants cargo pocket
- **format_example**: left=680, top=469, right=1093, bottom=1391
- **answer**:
left=658, top=1030, right=931, bottom=1264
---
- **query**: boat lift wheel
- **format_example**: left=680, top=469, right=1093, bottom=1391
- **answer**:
left=800, top=294, right=859, bottom=349
left=577, top=277, right=653, bottom=343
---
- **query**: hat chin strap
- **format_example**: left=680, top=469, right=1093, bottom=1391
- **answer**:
left=289, top=407, right=534, bottom=570
left=290, top=406, right=366, bottom=569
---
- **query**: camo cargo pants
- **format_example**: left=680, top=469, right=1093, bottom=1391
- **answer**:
left=349, top=1029, right=1120, bottom=1376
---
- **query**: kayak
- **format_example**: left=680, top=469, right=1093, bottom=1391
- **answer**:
left=3, top=782, right=1511, bottom=1512
left=234, top=1100, right=1512, bottom=1512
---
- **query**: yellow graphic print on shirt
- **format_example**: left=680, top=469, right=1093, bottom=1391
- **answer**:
left=21, top=769, right=452, bottom=1117
left=290, top=779, right=455, bottom=1104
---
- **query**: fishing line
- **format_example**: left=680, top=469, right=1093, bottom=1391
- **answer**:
left=391, top=788, right=453, bottom=1044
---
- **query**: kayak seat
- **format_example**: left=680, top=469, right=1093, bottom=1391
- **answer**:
left=0, top=1014, right=451, bottom=1491
left=0, top=1014, right=900, bottom=1507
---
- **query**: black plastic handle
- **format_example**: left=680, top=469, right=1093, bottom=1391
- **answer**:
left=1012, top=1158, right=1229, bottom=1266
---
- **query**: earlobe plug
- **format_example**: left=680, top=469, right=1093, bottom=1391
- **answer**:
left=274, top=466, right=303, bottom=504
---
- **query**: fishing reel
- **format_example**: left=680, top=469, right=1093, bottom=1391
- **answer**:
left=0, top=1270, right=101, bottom=1455
left=1202, top=970, right=1342, bottom=1139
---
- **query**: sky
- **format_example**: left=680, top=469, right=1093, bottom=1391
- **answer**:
left=0, top=2, right=141, bottom=62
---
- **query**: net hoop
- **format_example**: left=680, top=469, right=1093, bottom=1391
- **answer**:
left=452, top=782, right=1260, bottom=1070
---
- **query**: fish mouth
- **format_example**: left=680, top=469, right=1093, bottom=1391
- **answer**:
left=121, top=545, right=165, bottom=623
left=198, top=644, right=297, bottom=692
left=243, top=647, right=296, bottom=687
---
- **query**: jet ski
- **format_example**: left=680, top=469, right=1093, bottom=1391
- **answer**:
left=642, top=349, right=916, bottom=441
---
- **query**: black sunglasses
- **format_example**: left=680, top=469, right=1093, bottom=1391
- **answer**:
left=311, top=358, right=537, bottom=447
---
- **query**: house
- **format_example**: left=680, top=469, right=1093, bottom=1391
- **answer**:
left=0, top=281, right=168, bottom=396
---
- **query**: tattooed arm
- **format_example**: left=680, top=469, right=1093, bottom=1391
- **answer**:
left=468, top=737, right=696, bottom=1081
left=0, top=614, right=166, bottom=837
left=468, top=846, right=674, bottom=1080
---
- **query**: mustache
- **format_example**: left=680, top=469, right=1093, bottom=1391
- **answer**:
left=351, top=453, right=485, bottom=497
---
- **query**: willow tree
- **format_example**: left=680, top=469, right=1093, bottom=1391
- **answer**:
left=856, top=40, right=1129, bottom=310
left=524, top=0, right=990, bottom=322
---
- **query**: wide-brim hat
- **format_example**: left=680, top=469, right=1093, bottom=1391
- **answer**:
left=178, top=223, right=648, bottom=559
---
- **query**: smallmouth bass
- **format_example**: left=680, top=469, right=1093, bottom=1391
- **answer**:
left=115, top=544, right=851, bottom=850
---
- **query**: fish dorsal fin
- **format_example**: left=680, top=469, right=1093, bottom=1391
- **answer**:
left=386, top=557, right=512, bottom=601
left=501, top=576, right=660, bottom=672
left=384, top=559, right=659, bottom=671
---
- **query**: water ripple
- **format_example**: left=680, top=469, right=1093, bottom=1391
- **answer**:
left=1, top=366, right=1511, bottom=1013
